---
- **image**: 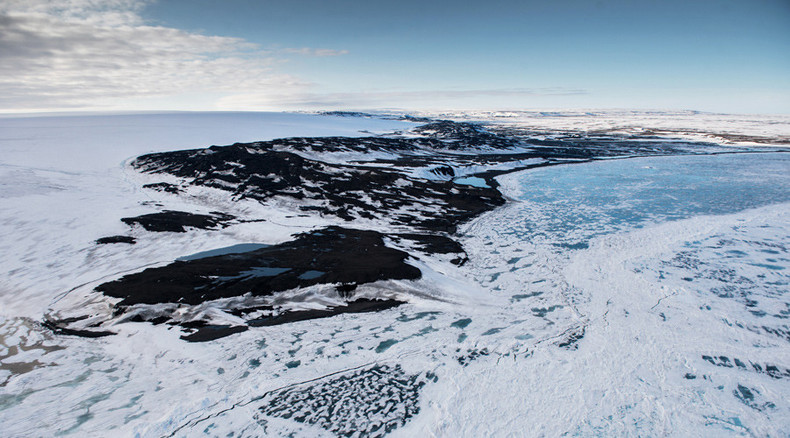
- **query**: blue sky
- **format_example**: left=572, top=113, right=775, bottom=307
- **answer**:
left=1, top=0, right=788, bottom=113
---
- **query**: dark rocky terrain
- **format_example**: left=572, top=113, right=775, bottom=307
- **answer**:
left=132, top=142, right=505, bottom=232
left=49, top=226, right=466, bottom=340
left=121, top=210, right=236, bottom=233
left=95, top=235, right=136, bottom=245
left=98, top=227, right=422, bottom=307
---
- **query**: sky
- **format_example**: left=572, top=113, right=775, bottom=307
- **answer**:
left=0, top=0, right=788, bottom=114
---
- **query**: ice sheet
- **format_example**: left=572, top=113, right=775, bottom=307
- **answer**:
left=1, top=112, right=788, bottom=436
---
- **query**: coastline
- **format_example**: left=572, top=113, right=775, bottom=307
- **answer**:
left=1, top=112, right=788, bottom=436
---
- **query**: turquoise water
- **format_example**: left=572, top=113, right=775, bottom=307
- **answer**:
left=454, top=176, right=489, bottom=188
left=513, top=153, right=790, bottom=247
left=298, top=270, right=325, bottom=280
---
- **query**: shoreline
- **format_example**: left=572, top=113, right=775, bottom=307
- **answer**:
left=2, top=112, right=789, bottom=436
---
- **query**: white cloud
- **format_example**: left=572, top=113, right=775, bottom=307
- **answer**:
left=216, top=87, right=590, bottom=111
left=280, top=47, right=349, bottom=57
left=0, top=0, right=345, bottom=112
left=0, top=1, right=590, bottom=113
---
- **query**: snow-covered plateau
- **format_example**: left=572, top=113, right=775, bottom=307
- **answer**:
left=0, top=111, right=788, bottom=437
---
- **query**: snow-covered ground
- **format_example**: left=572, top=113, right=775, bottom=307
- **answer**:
left=0, top=112, right=417, bottom=172
left=418, top=110, right=790, bottom=146
left=1, top=111, right=788, bottom=436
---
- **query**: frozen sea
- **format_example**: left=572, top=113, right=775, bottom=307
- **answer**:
left=0, top=112, right=789, bottom=436
left=456, top=152, right=790, bottom=436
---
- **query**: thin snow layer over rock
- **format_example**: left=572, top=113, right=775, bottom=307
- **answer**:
left=1, top=112, right=789, bottom=436
left=420, top=110, right=790, bottom=146
left=43, top=226, right=472, bottom=341
left=130, top=145, right=506, bottom=232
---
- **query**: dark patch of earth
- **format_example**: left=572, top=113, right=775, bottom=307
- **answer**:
left=246, top=299, right=404, bottom=328
left=142, top=182, right=181, bottom=194
left=97, top=226, right=421, bottom=307
left=49, top=226, right=466, bottom=340
left=132, top=146, right=504, bottom=233
left=96, top=235, right=136, bottom=245
left=121, top=210, right=236, bottom=233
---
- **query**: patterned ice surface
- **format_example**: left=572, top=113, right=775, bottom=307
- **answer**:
left=259, top=364, right=430, bottom=436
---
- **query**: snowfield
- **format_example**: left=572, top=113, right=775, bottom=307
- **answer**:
left=0, top=111, right=788, bottom=436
